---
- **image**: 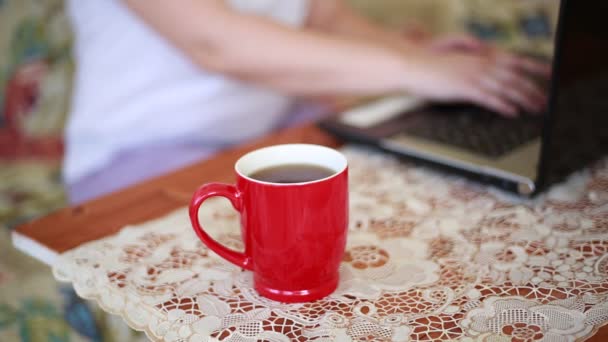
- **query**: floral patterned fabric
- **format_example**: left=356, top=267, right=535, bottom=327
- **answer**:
left=0, top=0, right=71, bottom=158
left=350, top=0, right=559, bottom=56
left=53, top=147, right=608, bottom=342
left=0, top=1, right=109, bottom=341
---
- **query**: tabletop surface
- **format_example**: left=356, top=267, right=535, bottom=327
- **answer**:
left=12, top=123, right=608, bottom=341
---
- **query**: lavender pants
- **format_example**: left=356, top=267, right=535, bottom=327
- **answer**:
left=67, top=103, right=328, bottom=204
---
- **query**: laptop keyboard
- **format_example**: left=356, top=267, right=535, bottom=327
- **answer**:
left=401, top=105, right=544, bottom=158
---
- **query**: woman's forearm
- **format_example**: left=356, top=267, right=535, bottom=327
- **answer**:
left=200, top=13, right=418, bottom=96
left=125, top=0, right=418, bottom=96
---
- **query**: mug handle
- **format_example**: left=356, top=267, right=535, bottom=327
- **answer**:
left=189, top=183, right=253, bottom=270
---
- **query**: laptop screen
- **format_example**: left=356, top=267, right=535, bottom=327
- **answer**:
left=539, top=0, right=608, bottom=188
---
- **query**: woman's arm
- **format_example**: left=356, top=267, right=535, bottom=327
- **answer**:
left=126, top=0, right=415, bottom=95
left=124, top=0, right=548, bottom=116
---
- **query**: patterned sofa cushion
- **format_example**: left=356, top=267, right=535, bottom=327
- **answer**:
left=0, top=0, right=72, bottom=159
left=350, top=0, right=559, bottom=56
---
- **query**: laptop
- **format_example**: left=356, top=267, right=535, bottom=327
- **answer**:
left=319, top=0, right=608, bottom=196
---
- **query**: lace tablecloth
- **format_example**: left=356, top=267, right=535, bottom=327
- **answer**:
left=53, top=147, right=608, bottom=342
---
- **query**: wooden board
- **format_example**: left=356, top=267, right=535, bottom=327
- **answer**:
left=12, top=124, right=339, bottom=263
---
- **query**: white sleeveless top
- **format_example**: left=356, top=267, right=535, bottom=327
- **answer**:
left=64, top=0, right=310, bottom=183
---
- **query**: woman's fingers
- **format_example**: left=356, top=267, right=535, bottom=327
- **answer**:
left=464, top=59, right=548, bottom=116
left=479, top=75, right=536, bottom=115
left=464, top=83, right=519, bottom=117
left=488, top=67, right=547, bottom=113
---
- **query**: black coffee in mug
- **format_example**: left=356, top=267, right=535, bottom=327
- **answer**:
left=249, top=164, right=335, bottom=184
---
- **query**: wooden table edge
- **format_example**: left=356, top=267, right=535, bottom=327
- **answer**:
left=12, top=123, right=340, bottom=258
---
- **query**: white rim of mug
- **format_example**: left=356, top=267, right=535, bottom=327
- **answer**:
left=234, top=144, right=348, bottom=186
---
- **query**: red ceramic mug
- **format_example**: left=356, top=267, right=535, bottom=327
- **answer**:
left=189, top=144, right=348, bottom=303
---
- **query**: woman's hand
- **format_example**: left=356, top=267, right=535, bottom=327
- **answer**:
left=402, top=36, right=552, bottom=117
